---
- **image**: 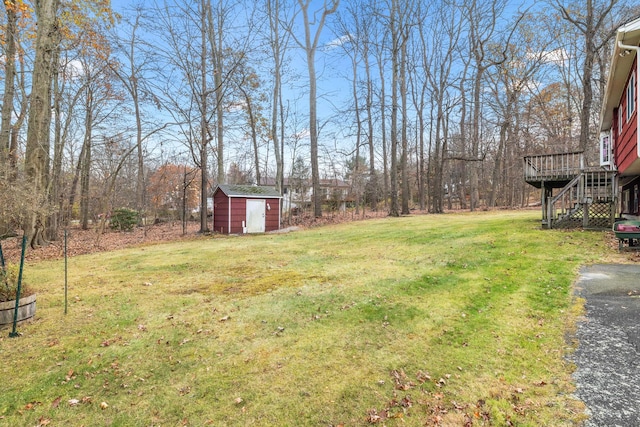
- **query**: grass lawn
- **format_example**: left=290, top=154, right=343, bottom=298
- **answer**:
left=0, top=210, right=622, bottom=426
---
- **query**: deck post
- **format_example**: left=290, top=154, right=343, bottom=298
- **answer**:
left=542, top=184, right=552, bottom=229
left=583, top=202, right=589, bottom=228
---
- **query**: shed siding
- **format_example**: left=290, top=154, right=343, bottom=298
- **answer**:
left=212, top=186, right=282, bottom=234
left=265, top=199, right=280, bottom=231
left=213, top=191, right=230, bottom=234
left=227, top=197, right=281, bottom=233
left=229, top=198, right=247, bottom=234
left=616, top=57, right=639, bottom=174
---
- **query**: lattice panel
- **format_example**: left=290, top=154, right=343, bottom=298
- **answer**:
left=586, top=202, right=614, bottom=229
left=554, top=202, right=614, bottom=229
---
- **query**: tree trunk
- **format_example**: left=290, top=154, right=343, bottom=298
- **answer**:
left=364, top=43, right=377, bottom=211
left=24, top=0, right=60, bottom=248
left=296, top=0, right=339, bottom=218
left=267, top=0, right=284, bottom=194
left=388, top=0, right=400, bottom=217
left=208, top=2, right=225, bottom=186
left=200, top=0, right=211, bottom=233
left=0, top=0, right=17, bottom=172
left=400, top=36, right=410, bottom=215
left=48, top=44, right=63, bottom=239
left=80, top=87, right=93, bottom=230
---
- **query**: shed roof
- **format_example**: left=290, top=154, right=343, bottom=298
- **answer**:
left=214, top=184, right=282, bottom=198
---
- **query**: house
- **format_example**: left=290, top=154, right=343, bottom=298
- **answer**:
left=519, top=20, right=640, bottom=228
left=599, top=17, right=640, bottom=219
left=261, top=177, right=354, bottom=213
left=212, top=184, right=282, bottom=234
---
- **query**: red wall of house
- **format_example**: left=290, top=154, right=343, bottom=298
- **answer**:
left=616, top=57, right=639, bottom=173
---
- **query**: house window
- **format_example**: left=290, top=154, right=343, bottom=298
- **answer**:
left=600, top=132, right=611, bottom=166
left=627, top=71, right=636, bottom=122
left=618, top=106, right=623, bottom=137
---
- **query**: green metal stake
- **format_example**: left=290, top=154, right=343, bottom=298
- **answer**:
left=9, top=235, right=27, bottom=338
left=0, top=240, right=5, bottom=273
left=64, top=229, right=68, bottom=315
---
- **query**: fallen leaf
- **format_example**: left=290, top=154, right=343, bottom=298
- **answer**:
left=400, top=396, right=412, bottom=408
left=24, top=402, right=39, bottom=410
left=416, top=370, right=431, bottom=383
left=68, top=399, right=80, bottom=406
left=51, top=396, right=62, bottom=408
left=100, top=401, right=109, bottom=410
left=219, top=315, right=230, bottom=322
left=234, top=397, right=243, bottom=405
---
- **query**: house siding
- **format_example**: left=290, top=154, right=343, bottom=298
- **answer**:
left=616, top=57, right=639, bottom=174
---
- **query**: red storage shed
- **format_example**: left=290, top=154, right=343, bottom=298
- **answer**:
left=212, top=184, right=282, bottom=234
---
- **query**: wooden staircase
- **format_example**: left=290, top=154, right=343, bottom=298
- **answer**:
left=524, top=152, right=617, bottom=229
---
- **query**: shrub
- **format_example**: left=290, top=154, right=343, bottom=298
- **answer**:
left=0, top=264, right=33, bottom=302
left=109, top=208, right=140, bottom=232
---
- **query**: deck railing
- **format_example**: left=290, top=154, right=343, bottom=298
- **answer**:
left=524, top=152, right=584, bottom=182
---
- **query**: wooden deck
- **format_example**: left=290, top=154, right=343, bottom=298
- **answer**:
left=523, top=152, right=618, bottom=229
left=524, top=152, right=585, bottom=188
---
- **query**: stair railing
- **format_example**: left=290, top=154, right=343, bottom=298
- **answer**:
left=548, top=173, right=583, bottom=228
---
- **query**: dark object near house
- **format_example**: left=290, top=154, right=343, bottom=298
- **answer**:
left=212, top=185, right=282, bottom=234
left=613, top=220, right=640, bottom=250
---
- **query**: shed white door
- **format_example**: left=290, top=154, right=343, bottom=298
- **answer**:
left=246, top=199, right=266, bottom=233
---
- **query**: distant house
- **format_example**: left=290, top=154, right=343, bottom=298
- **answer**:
left=262, top=177, right=353, bottom=212
left=599, top=17, right=640, bottom=219
left=212, top=185, right=282, bottom=234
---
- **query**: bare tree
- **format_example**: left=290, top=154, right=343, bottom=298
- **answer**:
left=291, top=0, right=339, bottom=218
left=265, top=0, right=290, bottom=194
left=110, top=6, right=156, bottom=217
left=553, top=0, right=628, bottom=159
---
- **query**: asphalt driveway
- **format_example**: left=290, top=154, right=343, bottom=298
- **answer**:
left=572, top=264, right=640, bottom=427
